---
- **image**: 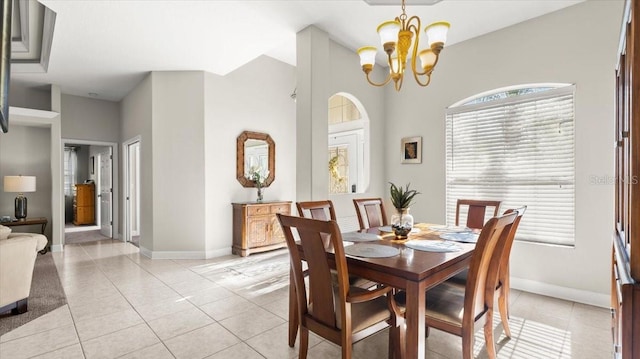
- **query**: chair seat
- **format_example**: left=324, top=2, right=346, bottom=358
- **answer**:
left=333, top=287, right=391, bottom=333
left=394, top=279, right=479, bottom=328
left=424, top=281, right=467, bottom=327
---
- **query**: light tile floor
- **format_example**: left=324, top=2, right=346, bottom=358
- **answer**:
left=0, top=239, right=613, bottom=359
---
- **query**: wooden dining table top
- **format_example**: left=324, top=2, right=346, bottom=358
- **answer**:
left=339, top=223, right=476, bottom=284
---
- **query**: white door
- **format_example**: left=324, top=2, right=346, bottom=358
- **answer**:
left=129, top=142, right=140, bottom=237
left=123, top=139, right=141, bottom=244
left=100, top=148, right=113, bottom=237
left=329, top=131, right=360, bottom=193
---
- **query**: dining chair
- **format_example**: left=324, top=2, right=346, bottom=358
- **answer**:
left=352, top=198, right=388, bottom=230
left=277, top=214, right=403, bottom=359
left=492, top=206, right=526, bottom=337
left=455, top=199, right=502, bottom=229
left=393, top=210, right=518, bottom=359
left=447, top=206, right=526, bottom=338
left=296, top=200, right=375, bottom=288
left=296, top=200, right=337, bottom=222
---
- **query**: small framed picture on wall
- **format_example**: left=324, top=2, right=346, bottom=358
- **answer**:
left=401, top=136, right=422, bottom=164
left=90, top=156, right=95, bottom=175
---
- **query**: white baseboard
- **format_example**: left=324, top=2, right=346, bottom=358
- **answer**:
left=511, top=277, right=609, bottom=308
left=51, top=244, right=63, bottom=252
left=206, top=247, right=232, bottom=258
left=138, top=247, right=232, bottom=260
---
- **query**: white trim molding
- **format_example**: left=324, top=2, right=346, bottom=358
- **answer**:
left=511, top=276, right=609, bottom=308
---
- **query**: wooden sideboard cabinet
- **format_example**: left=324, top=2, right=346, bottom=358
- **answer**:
left=613, top=1, right=640, bottom=358
left=73, top=183, right=95, bottom=225
left=232, top=201, right=291, bottom=257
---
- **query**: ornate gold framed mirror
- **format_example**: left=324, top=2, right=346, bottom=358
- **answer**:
left=236, top=131, right=275, bottom=187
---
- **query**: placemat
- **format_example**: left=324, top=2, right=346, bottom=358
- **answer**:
left=341, top=232, right=382, bottom=242
left=343, top=244, right=400, bottom=258
left=428, top=225, right=470, bottom=233
left=439, top=232, right=479, bottom=243
left=404, top=240, right=461, bottom=252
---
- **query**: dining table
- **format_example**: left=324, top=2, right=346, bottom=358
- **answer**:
left=288, top=223, right=477, bottom=359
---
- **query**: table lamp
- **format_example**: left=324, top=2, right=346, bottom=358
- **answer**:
left=3, top=175, right=36, bottom=220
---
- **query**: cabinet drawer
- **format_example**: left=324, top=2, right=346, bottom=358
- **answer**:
left=247, top=205, right=271, bottom=216
left=270, top=204, right=290, bottom=214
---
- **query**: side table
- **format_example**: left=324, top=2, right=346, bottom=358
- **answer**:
left=2, top=217, right=49, bottom=254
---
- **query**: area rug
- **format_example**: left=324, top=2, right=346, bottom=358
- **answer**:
left=0, top=253, right=67, bottom=336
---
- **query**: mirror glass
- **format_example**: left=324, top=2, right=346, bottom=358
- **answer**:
left=236, top=131, right=275, bottom=187
left=244, top=139, right=269, bottom=174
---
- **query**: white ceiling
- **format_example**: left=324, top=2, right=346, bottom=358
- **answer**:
left=11, top=0, right=584, bottom=102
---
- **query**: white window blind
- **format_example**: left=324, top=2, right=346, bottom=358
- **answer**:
left=446, top=85, right=575, bottom=246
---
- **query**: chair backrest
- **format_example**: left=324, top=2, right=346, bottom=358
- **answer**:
left=455, top=199, right=502, bottom=229
left=462, top=211, right=518, bottom=326
left=493, top=206, right=526, bottom=287
left=297, top=200, right=337, bottom=221
left=353, top=198, right=388, bottom=229
left=277, top=214, right=350, bottom=337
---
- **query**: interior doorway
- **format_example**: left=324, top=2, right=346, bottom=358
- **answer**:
left=62, top=139, right=117, bottom=245
left=123, top=137, right=141, bottom=247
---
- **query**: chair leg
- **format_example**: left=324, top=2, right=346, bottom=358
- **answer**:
left=395, top=323, right=406, bottom=359
left=342, top=343, right=352, bottom=359
left=299, top=327, right=309, bottom=359
left=11, top=299, right=27, bottom=314
left=388, top=314, right=406, bottom=359
left=484, top=308, right=497, bottom=359
left=462, top=329, right=474, bottom=359
left=288, top=270, right=298, bottom=347
left=498, top=291, right=511, bottom=338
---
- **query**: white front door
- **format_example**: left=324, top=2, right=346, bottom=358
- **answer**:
left=100, top=148, right=113, bottom=237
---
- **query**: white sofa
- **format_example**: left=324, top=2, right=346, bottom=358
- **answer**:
left=0, top=225, right=48, bottom=314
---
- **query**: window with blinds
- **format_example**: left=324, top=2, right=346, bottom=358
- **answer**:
left=446, top=84, right=575, bottom=246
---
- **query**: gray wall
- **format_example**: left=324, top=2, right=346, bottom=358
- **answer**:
left=0, top=124, right=52, bottom=239
left=120, top=74, right=153, bottom=250
left=151, top=71, right=206, bottom=254
left=62, top=94, right=120, bottom=142
left=8, top=83, right=51, bottom=111
left=205, top=55, right=296, bottom=256
left=119, top=56, right=296, bottom=257
left=383, top=0, right=623, bottom=302
left=296, top=26, right=388, bottom=230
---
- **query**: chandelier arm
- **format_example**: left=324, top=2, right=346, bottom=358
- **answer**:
left=395, top=73, right=404, bottom=91
left=413, top=72, right=433, bottom=87
left=366, top=71, right=393, bottom=87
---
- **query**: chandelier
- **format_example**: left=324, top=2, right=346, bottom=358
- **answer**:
left=357, top=0, right=450, bottom=91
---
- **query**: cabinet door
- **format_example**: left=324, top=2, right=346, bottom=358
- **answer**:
left=247, top=216, right=271, bottom=248
left=270, top=215, right=285, bottom=244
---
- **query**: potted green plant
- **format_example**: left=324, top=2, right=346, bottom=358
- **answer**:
left=389, top=182, right=420, bottom=239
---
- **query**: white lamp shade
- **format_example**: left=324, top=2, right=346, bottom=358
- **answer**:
left=357, top=46, right=377, bottom=67
left=4, top=176, right=36, bottom=193
left=377, top=20, right=401, bottom=47
left=425, top=21, right=450, bottom=47
left=418, top=48, right=437, bottom=70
